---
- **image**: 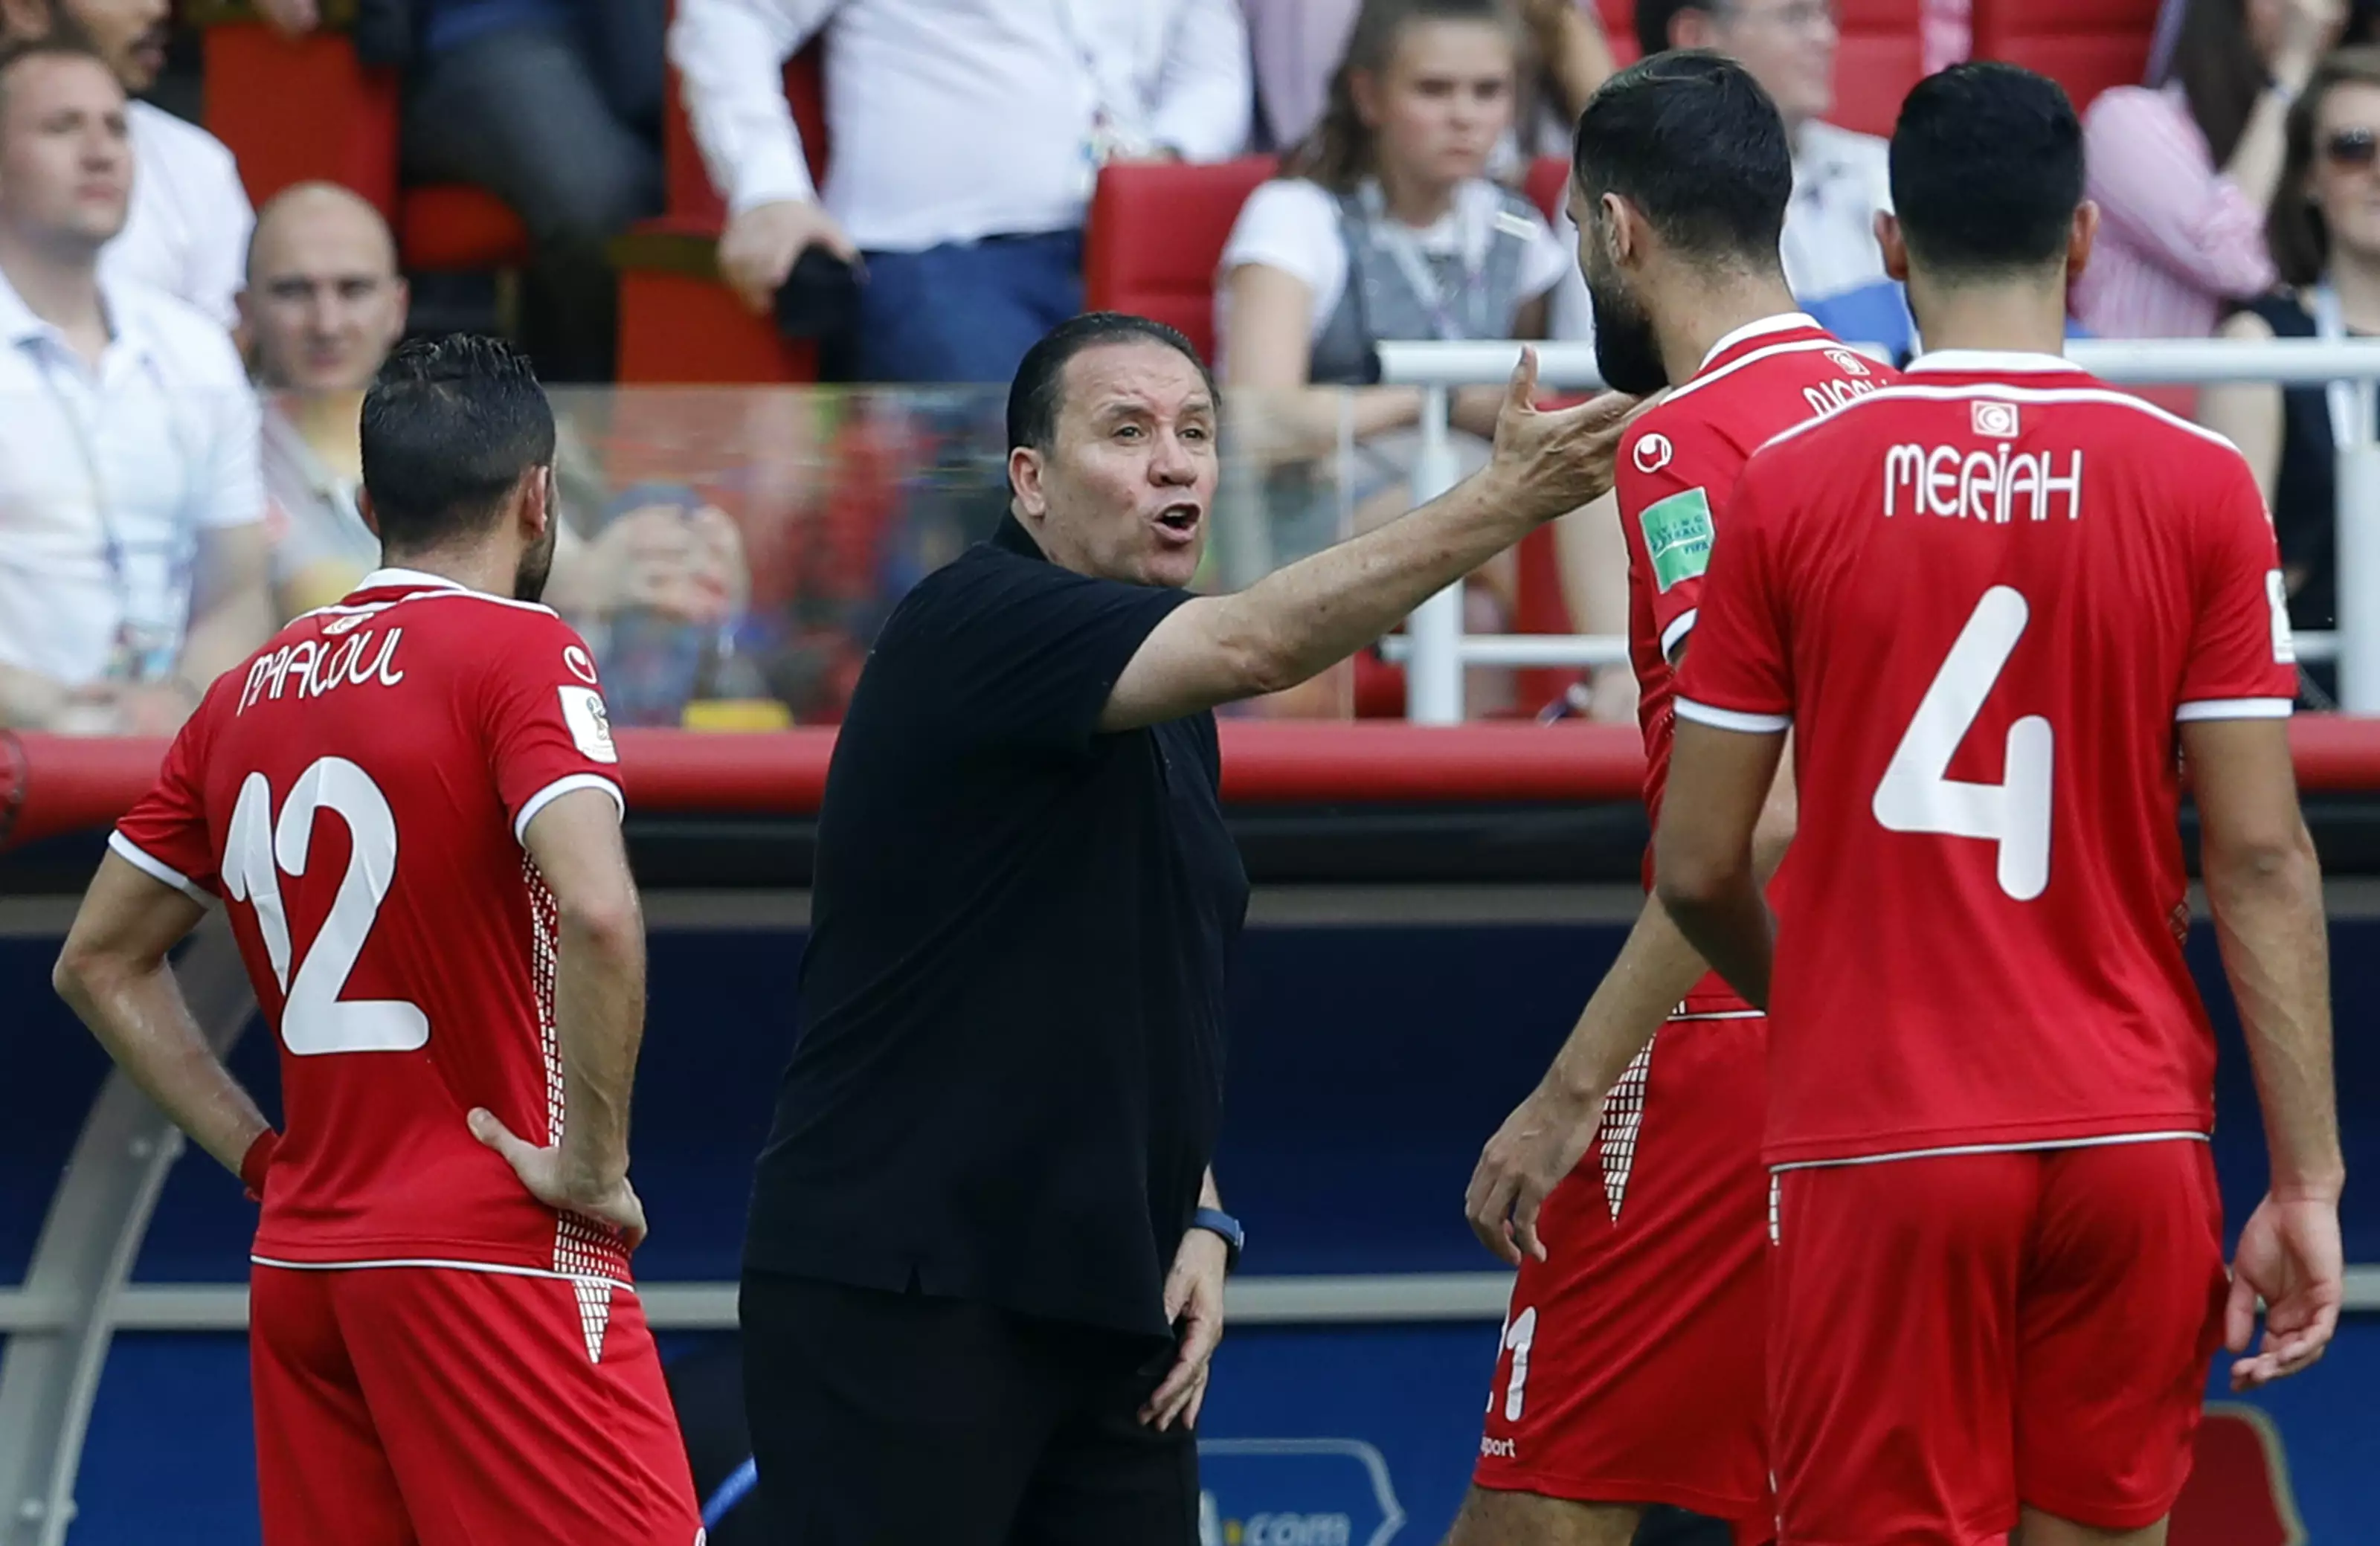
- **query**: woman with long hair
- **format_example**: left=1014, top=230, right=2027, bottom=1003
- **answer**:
left=2200, top=46, right=2380, bottom=704
left=1215, top=0, right=1611, bottom=715
left=2074, top=0, right=2344, bottom=338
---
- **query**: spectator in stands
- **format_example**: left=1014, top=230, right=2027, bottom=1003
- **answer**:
left=240, top=181, right=748, bottom=643
left=669, top=0, right=1252, bottom=384
left=1218, top=0, right=1620, bottom=717
left=0, top=0, right=253, bottom=328
left=1247, top=0, right=1615, bottom=158
left=1629, top=0, right=1897, bottom=348
left=2074, top=0, right=2344, bottom=339
left=2199, top=47, right=2380, bottom=706
left=252, top=0, right=664, bottom=384
left=0, top=39, right=269, bottom=733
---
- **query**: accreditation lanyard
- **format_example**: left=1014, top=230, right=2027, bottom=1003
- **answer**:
left=1360, top=181, right=1496, bottom=343
left=30, top=341, right=191, bottom=683
left=2312, top=283, right=2369, bottom=451
left=1052, top=0, right=1142, bottom=181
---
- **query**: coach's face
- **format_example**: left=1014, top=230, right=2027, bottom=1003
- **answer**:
left=1013, top=341, right=1219, bottom=590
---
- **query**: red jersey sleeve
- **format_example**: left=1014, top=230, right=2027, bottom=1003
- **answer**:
left=1616, top=416, right=1737, bottom=661
left=110, top=706, right=221, bottom=904
left=2176, top=451, right=2300, bottom=723
left=1670, top=452, right=1795, bottom=732
left=479, top=612, right=628, bottom=843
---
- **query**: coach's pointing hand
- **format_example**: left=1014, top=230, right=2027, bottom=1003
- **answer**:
left=1482, top=347, right=1650, bottom=522
left=469, top=1107, right=649, bottom=1251
left=1141, top=1226, right=1229, bottom=1431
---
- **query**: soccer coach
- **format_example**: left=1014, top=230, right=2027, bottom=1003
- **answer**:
left=740, top=312, right=1633, bottom=1545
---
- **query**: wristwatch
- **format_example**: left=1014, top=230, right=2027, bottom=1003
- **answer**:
left=1191, top=1206, right=1245, bottom=1273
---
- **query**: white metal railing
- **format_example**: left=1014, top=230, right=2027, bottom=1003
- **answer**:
left=1374, top=338, right=2380, bottom=723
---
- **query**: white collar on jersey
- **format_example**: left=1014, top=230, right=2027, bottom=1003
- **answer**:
left=1905, top=349, right=2080, bottom=376
left=1699, top=312, right=1824, bottom=370
left=356, top=566, right=468, bottom=594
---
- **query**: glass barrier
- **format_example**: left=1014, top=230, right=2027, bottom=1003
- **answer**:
left=0, top=385, right=1613, bottom=736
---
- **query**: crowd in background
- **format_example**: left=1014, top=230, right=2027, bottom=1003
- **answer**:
left=0, top=0, right=2373, bottom=737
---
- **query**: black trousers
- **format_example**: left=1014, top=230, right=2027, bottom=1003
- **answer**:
left=740, top=1271, right=1198, bottom=1546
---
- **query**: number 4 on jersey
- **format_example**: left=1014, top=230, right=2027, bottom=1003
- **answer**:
left=225, top=757, right=431, bottom=1055
left=1872, top=586, right=2053, bottom=902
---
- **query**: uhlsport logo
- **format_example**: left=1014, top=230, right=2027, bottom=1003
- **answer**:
left=1198, top=1438, right=1406, bottom=1546
left=1827, top=348, right=1871, bottom=377
left=1632, top=433, right=1675, bottom=475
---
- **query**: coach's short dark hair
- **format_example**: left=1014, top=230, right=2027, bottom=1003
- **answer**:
left=361, top=335, right=556, bottom=553
left=1632, top=0, right=1718, bottom=59
left=1891, top=62, right=2084, bottom=279
left=1006, top=313, right=1220, bottom=454
left=1572, top=51, right=1790, bottom=268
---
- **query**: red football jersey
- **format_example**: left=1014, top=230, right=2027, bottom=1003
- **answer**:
left=1615, top=312, right=1897, bottom=1013
left=112, top=567, right=633, bottom=1283
left=1675, top=352, right=2299, bottom=1165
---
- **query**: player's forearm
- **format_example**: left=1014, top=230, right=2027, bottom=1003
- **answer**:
left=1543, top=896, right=1707, bottom=1101
left=1219, top=468, right=1543, bottom=695
left=2206, top=823, right=2345, bottom=1199
left=553, top=904, right=648, bottom=1197
left=1654, top=869, right=1774, bottom=1011
left=52, top=955, right=270, bottom=1176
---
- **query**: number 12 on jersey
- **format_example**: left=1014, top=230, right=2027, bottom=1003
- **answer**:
left=1872, top=585, right=2053, bottom=901
left=225, top=756, right=431, bottom=1055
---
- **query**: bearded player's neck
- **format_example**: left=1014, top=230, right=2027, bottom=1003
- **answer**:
left=1652, top=263, right=1802, bottom=387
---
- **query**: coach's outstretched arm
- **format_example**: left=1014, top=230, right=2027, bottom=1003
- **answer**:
left=2185, top=717, right=2346, bottom=1390
left=1101, top=351, right=1639, bottom=730
left=55, top=858, right=277, bottom=1188
left=1467, top=728, right=1797, bottom=1265
left=470, top=789, right=652, bottom=1249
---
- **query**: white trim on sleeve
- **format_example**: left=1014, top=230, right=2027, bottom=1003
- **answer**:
left=2175, top=697, right=2294, bottom=722
left=1660, top=608, right=1698, bottom=662
left=1674, top=698, right=1791, bottom=734
left=512, top=773, right=626, bottom=845
left=107, top=830, right=213, bottom=906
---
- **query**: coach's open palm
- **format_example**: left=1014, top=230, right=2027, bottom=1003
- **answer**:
left=1484, top=348, right=1650, bottom=523
left=2225, top=1193, right=2344, bottom=1390
left=468, top=1107, right=649, bottom=1251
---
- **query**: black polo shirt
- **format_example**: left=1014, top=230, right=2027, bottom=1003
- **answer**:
left=744, top=515, right=1251, bottom=1340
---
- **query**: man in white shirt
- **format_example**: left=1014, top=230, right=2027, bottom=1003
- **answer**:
left=0, top=38, right=270, bottom=733
left=0, top=0, right=255, bottom=329
left=1630, top=1, right=1903, bottom=350
left=669, top=0, right=1252, bottom=383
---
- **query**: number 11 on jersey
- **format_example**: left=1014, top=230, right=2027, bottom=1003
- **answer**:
left=1872, top=585, right=2054, bottom=901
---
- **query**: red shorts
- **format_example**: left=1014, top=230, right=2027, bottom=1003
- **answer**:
left=250, top=1263, right=704, bottom=1546
left=1473, top=1014, right=1772, bottom=1534
left=1768, top=1139, right=2228, bottom=1545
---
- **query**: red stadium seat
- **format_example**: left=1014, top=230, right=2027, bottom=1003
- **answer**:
left=2170, top=1405, right=2307, bottom=1546
left=1971, top=0, right=2161, bottom=116
left=1082, top=158, right=1278, bottom=363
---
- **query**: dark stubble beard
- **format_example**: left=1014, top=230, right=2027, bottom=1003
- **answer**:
left=514, top=518, right=559, bottom=603
left=1587, top=266, right=1670, bottom=398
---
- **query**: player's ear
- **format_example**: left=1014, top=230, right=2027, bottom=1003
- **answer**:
left=2067, top=201, right=2100, bottom=283
left=1598, top=192, right=1638, bottom=269
left=356, top=487, right=382, bottom=540
left=515, top=465, right=553, bottom=541
left=1874, top=211, right=1909, bottom=285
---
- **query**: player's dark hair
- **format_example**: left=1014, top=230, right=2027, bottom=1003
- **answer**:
left=1280, top=0, right=1521, bottom=194
left=0, top=35, right=115, bottom=117
left=1006, top=312, right=1220, bottom=454
left=1571, top=51, right=1791, bottom=269
left=360, top=335, right=556, bottom=554
left=1890, top=62, right=2084, bottom=280
left=1631, top=0, right=1719, bottom=59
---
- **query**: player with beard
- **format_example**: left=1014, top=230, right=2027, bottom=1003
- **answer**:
left=54, top=335, right=704, bottom=1544
left=1454, top=51, right=1891, bottom=1546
